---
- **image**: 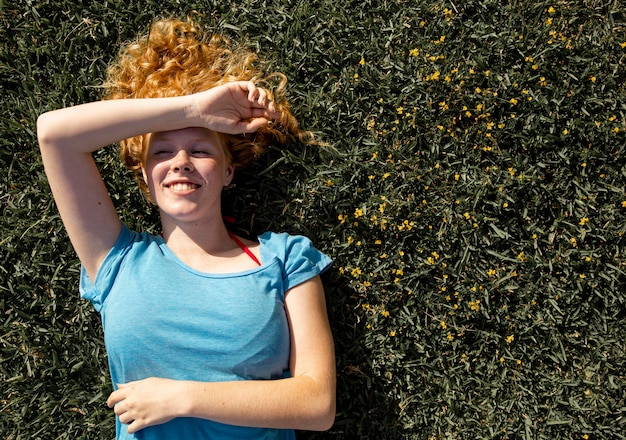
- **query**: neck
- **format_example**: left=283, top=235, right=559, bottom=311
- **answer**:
left=160, top=214, right=233, bottom=256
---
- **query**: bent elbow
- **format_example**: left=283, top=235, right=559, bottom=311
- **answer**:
left=317, top=408, right=336, bottom=432
left=310, top=391, right=336, bottom=431
left=36, top=112, right=56, bottom=148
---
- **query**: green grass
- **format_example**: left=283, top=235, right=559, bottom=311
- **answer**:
left=2, top=1, right=625, bottom=439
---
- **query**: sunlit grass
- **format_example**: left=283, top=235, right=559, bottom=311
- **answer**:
left=1, top=1, right=625, bottom=439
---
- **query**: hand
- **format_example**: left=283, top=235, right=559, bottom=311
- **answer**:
left=191, top=81, right=281, bottom=135
left=107, top=377, right=187, bottom=434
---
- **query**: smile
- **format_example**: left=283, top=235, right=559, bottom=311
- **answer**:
left=167, top=183, right=201, bottom=191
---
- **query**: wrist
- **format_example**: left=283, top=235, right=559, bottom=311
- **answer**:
left=179, top=380, right=208, bottom=419
left=184, top=94, right=203, bottom=128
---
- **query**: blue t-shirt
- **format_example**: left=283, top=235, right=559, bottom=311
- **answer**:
left=79, top=224, right=332, bottom=440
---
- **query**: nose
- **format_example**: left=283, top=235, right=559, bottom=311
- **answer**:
left=171, top=150, right=194, bottom=172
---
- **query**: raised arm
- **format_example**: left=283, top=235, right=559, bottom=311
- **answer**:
left=37, top=82, right=278, bottom=280
left=106, top=276, right=336, bottom=433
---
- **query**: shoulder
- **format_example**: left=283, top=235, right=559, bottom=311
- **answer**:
left=80, top=225, right=161, bottom=303
left=259, top=231, right=332, bottom=289
left=258, top=231, right=322, bottom=258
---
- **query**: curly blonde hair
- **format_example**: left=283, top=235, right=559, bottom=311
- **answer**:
left=102, top=15, right=311, bottom=200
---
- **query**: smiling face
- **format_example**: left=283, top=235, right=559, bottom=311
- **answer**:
left=142, top=127, right=234, bottom=225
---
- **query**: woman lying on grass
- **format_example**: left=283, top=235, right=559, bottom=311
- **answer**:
left=37, top=16, right=335, bottom=440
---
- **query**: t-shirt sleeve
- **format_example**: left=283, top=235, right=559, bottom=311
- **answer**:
left=260, top=232, right=333, bottom=292
left=79, top=224, right=136, bottom=312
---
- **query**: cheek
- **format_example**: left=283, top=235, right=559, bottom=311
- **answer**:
left=142, top=163, right=162, bottom=190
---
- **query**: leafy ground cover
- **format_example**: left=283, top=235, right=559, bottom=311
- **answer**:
left=1, top=1, right=625, bottom=439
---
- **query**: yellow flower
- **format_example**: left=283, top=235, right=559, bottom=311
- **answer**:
left=506, top=335, right=515, bottom=344
left=440, top=321, right=447, bottom=329
left=389, top=330, right=396, bottom=337
left=509, top=98, right=519, bottom=105
left=548, top=6, right=556, bottom=13
left=517, top=251, right=526, bottom=261
left=381, top=310, right=390, bottom=318
left=409, top=48, right=419, bottom=57
left=359, top=57, right=365, bottom=65
left=487, top=268, right=497, bottom=277
left=579, top=217, right=589, bottom=226
left=354, top=208, right=364, bottom=218
left=570, top=237, right=578, bottom=247
left=447, top=333, right=454, bottom=341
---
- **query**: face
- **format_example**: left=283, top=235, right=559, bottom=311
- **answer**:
left=142, top=127, right=234, bottom=223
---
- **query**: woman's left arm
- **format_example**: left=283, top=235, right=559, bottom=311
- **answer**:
left=107, top=276, right=336, bottom=434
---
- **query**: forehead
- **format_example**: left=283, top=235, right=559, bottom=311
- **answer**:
left=147, top=127, right=223, bottom=147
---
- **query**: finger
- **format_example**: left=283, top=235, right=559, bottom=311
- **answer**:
left=246, top=81, right=259, bottom=103
left=127, top=421, right=140, bottom=434
left=243, top=118, right=271, bottom=132
left=255, top=88, right=268, bottom=107
left=107, top=390, right=122, bottom=408
left=118, top=409, right=134, bottom=424
left=267, top=100, right=277, bottom=116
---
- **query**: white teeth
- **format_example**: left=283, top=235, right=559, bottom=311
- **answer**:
left=168, top=183, right=199, bottom=191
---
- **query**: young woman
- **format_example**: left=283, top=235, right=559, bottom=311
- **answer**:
left=37, top=17, right=335, bottom=439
